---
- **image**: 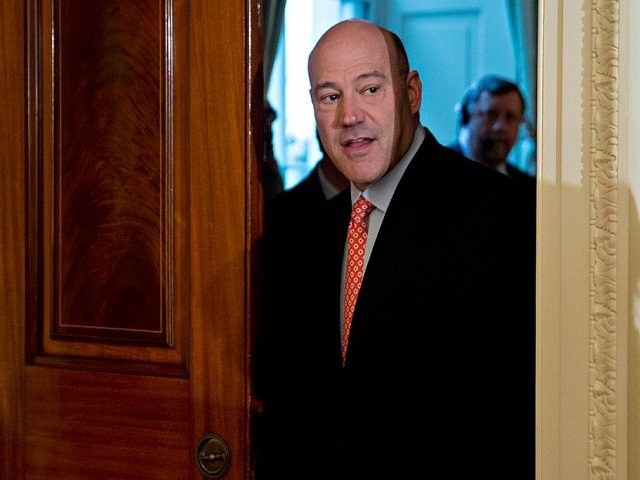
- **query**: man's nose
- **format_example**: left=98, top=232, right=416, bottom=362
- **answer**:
left=491, top=115, right=510, bottom=132
left=491, top=113, right=520, bottom=131
left=339, top=94, right=364, bottom=126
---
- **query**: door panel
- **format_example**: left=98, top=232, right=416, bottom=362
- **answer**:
left=24, top=368, right=190, bottom=478
left=26, top=0, right=189, bottom=373
left=1, top=0, right=259, bottom=478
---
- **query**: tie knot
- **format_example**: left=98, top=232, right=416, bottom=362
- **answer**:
left=351, top=196, right=375, bottom=222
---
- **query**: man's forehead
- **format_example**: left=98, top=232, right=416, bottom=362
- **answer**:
left=309, top=41, right=391, bottom=87
left=477, top=91, right=524, bottom=109
left=316, top=56, right=388, bottom=77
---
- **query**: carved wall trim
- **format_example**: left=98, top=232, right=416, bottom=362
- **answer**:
left=589, top=0, right=619, bottom=478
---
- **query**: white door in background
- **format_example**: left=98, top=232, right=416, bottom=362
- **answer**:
left=371, top=0, right=516, bottom=146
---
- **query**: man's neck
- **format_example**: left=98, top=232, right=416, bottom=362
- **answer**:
left=317, top=158, right=349, bottom=192
left=457, top=131, right=508, bottom=174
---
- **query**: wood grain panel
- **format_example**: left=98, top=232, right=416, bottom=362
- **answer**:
left=246, top=0, right=265, bottom=476
left=55, top=0, right=164, bottom=339
left=26, top=0, right=188, bottom=372
left=24, top=366, right=190, bottom=480
left=0, top=0, right=26, bottom=477
left=187, top=0, right=252, bottom=477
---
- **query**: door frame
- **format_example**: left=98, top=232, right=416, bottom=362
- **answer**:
left=537, top=0, right=632, bottom=478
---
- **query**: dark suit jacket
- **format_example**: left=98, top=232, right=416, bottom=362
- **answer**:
left=447, top=140, right=536, bottom=234
left=258, top=129, right=534, bottom=480
left=263, top=162, right=332, bottom=249
left=448, top=140, right=537, bottom=299
left=283, top=163, right=328, bottom=204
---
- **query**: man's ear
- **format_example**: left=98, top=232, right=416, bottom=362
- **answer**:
left=406, top=70, right=422, bottom=114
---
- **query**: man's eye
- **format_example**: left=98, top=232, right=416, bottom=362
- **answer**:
left=321, top=93, right=339, bottom=103
left=505, top=113, right=522, bottom=124
left=362, top=86, right=379, bottom=95
left=476, top=110, right=498, bottom=122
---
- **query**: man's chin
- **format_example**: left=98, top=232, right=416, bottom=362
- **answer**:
left=483, top=147, right=509, bottom=163
left=480, top=152, right=508, bottom=169
left=350, top=171, right=385, bottom=191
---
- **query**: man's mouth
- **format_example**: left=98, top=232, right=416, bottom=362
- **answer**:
left=342, top=137, right=373, bottom=148
left=482, top=138, right=507, bottom=149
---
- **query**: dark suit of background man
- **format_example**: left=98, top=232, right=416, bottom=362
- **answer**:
left=266, top=135, right=349, bottom=229
left=450, top=75, right=537, bottom=318
left=258, top=20, right=534, bottom=480
left=450, top=74, right=536, bottom=233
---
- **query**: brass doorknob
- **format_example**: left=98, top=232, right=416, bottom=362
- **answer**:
left=196, top=434, right=230, bottom=478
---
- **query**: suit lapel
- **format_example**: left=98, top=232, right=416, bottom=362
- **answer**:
left=345, top=131, right=443, bottom=364
left=314, top=191, right=351, bottom=367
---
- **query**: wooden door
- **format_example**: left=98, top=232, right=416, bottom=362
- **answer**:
left=0, top=0, right=262, bottom=479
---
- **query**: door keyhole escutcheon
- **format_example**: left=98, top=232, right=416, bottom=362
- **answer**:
left=196, top=434, right=231, bottom=478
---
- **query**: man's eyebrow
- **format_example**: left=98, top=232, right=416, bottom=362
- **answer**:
left=312, top=81, right=339, bottom=94
left=355, top=70, right=387, bottom=82
left=312, top=70, right=388, bottom=94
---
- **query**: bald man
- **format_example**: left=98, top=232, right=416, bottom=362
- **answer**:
left=259, top=20, right=534, bottom=480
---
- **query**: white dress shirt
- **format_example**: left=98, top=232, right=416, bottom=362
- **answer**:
left=340, top=125, right=426, bottom=324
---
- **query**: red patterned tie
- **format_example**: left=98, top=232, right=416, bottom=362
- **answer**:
left=342, top=196, right=375, bottom=364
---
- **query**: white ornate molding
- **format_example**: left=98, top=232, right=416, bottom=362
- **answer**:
left=589, top=0, right=619, bottom=478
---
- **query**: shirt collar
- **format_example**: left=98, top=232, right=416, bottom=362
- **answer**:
left=350, top=125, right=426, bottom=212
left=317, top=162, right=343, bottom=200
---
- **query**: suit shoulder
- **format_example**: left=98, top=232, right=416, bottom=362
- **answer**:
left=266, top=170, right=323, bottom=220
left=420, top=142, right=516, bottom=195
